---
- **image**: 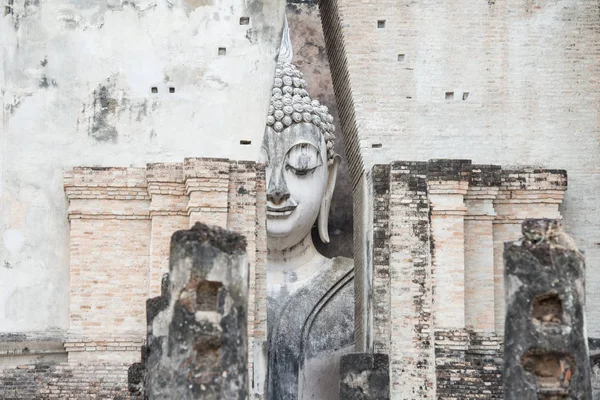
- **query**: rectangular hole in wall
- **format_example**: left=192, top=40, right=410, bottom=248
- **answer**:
left=169, top=87, right=175, bottom=93
left=397, top=54, right=405, bottom=62
left=218, top=47, right=227, bottom=56
left=445, top=92, right=454, bottom=100
left=240, top=140, right=252, bottom=145
left=372, top=143, right=382, bottom=148
left=462, top=92, right=469, bottom=100
left=239, top=17, right=249, bottom=25
left=377, top=20, right=386, bottom=28
left=151, top=87, right=158, bottom=94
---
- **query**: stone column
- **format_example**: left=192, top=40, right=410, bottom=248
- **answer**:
left=145, top=223, right=249, bottom=400
left=493, top=170, right=567, bottom=334
left=464, top=165, right=500, bottom=331
left=146, top=163, right=188, bottom=297
left=504, top=219, right=591, bottom=399
left=184, top=158, right=230, bottom=228
left=427, top=160, right=470, bottom=329
left=339, top=354, right=390, bottom=400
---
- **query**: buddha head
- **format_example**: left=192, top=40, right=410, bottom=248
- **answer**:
left=261, top=62, right=340, bottom=252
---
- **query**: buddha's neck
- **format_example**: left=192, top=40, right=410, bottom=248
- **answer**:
left=267, top=234, right=328, bottom=286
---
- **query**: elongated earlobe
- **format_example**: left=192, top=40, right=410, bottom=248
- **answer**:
left=318, top=155, right=340, bottom=243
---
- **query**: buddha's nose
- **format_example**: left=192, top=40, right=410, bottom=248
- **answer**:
left=267, top=170, right=290, bottom=205
left=267, top=189, right=290, bottom=205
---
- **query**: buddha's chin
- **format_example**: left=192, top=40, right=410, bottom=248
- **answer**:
left=266, top=219, right=294, bottom=239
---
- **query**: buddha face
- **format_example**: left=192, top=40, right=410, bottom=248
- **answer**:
left=260, top=123, right=337, bottom=251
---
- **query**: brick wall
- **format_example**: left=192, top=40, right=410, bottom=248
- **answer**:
left=0, top=363, right=131, bottom=400
left=0, top=158, right=267, bottom=399
left=368, top=159, right=566, bottom=399
left=435, top=330, right=503, bottom=400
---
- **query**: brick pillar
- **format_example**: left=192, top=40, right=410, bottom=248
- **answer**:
left=371, top=164, right=391, bottom=354
left=146, top=163, right=188, bottom=297
left=225, top=160, right=267, bottom=397
left=493, top=170, right=567, bottom=334
left=388, top=162, right=435, bottom=399
left=253, top=164, right=268, bottom=399
left=64, top=167, right=150, bottom=362
left=184, top=158, right=230, bottom=228
left=464, top=165, right=500, bottom=331
left=427, top=160, right=470, bottom=329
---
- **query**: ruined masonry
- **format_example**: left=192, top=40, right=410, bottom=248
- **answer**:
left=504, top=219, right=592, bottom=399
left=0, top=159, right=267, bottom=399
left=141, top=223, right=249, bottom=400
left=360, top=160, right=566, bottom=399
left=0, top=159, right=570, bottom=399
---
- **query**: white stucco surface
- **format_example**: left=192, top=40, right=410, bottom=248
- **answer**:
left=0, top=0, right=284, bottom=333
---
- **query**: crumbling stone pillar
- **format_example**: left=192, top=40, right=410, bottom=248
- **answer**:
left=339, top=353, right=390, bottom=400
left=144, top=223, right=249, bottom=399
left=504, top=219, right=591, bottom=399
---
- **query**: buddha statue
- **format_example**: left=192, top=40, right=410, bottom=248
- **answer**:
left=261, top=60, right=354, bottom=400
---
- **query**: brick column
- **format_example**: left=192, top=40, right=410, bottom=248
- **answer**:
left=64, top=167, right=150, bottom=362
left=388, top=162, right=435, bottom=399
left=226, top=161, right=261, bottom=394
left=371, top=164, right=391, bottom=354
left=253, top=165, right=268, bottom=398
left=184, top=158, right=230, bottom=228
left=492, top=170, right=567, bottom=334
left=464, top=165, right=500, bottom=331
left=146, top=163, right=188, bottom=297
left=427, top=160, right=470, bottom=329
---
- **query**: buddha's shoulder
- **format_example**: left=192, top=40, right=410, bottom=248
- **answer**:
left=327, top=256, right=354, bottom=276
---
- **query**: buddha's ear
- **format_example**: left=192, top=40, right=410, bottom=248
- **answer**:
left=318, top=154, right=340, bottom=244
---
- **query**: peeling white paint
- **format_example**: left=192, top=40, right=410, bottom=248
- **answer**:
left=0, top=0, right=285, bottom=333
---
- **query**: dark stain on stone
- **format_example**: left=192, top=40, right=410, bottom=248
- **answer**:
left=3, top=261, right=13, bottom=269
left=287, top=0, right=317, bottom=4
left=5, top=94, right=31, bottom=115
left=40, top=57, right=47, bottom=67
left=90, top=84, right=118, bottom=143
left=4, top=0, right=13, bottom=16
left=237, top=186, right=249, bottom=195
left=39, top=76, right=57, bottom=89
left=245, top=28, right=257, bottom=43
left=136, top=100, right=148, bottom=122
left=172, top=222, right=247, bottom=255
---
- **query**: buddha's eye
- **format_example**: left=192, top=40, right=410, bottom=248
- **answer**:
left=286, top=143, right=321, bottom=177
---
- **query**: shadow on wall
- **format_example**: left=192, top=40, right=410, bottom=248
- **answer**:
left=286, top=1, right=353, bottom=259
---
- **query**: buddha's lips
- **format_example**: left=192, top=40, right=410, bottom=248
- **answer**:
left=266, top=205, right=296, bottom=217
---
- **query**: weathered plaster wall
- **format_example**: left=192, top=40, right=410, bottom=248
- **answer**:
left=0, top=0, right=284, bottom=333
left=320, top=0, right=600, bottom=335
